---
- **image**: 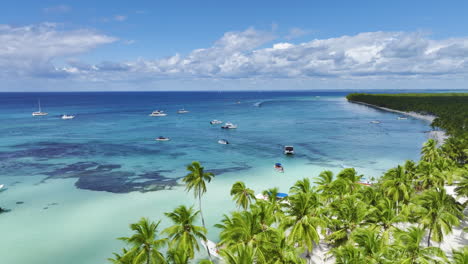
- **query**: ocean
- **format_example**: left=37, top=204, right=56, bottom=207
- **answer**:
left=0, top=91, right=433, bottom=263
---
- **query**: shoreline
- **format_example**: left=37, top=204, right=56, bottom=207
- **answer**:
left=349, top=100, right=448, bottom=144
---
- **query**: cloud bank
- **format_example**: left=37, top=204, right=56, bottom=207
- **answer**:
left=1, top=24, right=468, bottom=84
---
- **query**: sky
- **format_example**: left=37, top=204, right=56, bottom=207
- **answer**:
left=1, top=0, right=468, bottom=91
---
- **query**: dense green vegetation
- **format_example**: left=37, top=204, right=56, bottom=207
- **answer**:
left=110, top=94, right=467, bottom=264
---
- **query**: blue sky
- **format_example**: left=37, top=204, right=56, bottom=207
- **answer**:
left=1, top=0, right=468, bottom=91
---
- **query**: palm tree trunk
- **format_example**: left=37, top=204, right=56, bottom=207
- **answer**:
left=427, top=228, right=432, bottom=247
left=199, top=192, right=212, bottom=261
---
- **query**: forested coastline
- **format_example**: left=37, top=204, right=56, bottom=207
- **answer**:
left=108, top=93, right=467, bottom=264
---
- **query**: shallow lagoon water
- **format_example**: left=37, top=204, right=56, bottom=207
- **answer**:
left=0, top=91, right=431, bottom=263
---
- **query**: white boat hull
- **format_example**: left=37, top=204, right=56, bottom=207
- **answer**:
left=200, top=240, right=221, bottom=259
left=32, top=112, right=48, bottom=116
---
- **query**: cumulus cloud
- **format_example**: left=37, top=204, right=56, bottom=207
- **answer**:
left=0, top=23, right=116, bottom=78
left=2, top=25, right=468, bottom=82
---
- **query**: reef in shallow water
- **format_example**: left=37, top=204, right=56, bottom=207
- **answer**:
left=40, top=161, right=180, bottom=193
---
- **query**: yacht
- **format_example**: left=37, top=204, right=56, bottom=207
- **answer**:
left=0, top=184, right=4, bottom=190
left=200, top=240, right=221, bottom=259
left=221, top=122, right=237, bottom=129
left=61, top=114, right=75, bottom=120
left=155, top=136, right=170, bottom=141
left=149, top=110, right=167, bottom=117
left=32, top=100, right=48, bottom=116
left=370, top=120, right=381, bottom=124
left=274, top=163, right=284, bottom=173
left=210, top=120, right=223, bottom=125
left=218, top=139, right=229, bottom=145
left=177, top=109, right=189, bottom=114
left=397, top=117, right=408, bottom=120
left=284, top=146, right=294, bottom=155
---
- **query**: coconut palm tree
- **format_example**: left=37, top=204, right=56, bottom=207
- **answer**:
left=163, top=205, right=207, bottom=259
left=282, top=191, right=323, bottom=264
left=221, top=244, right=257, bottom=264
left=421, top=139, right=440, bottom=163
left=165, top=247, right=190, bottom=264
left=381, top=165, right=412, bottom=214
left=331, top=244, right=365, bottom=264
left=266, top=227, right=306, bottom=264
left=450, top=247, right=468, bottom=264
left=118, top=218, right=167, bottom=264
left=108, top=248, right=133, bottom=264
left=336, top=168, right=363, bottom=195
left=182, top=161, right=215, bottom=229
left=230, top=181, right=255, bottom=210
left=290, top=178, right=313, bottom=195
left=413, top=188, right=463, bottom=246
left=350, top=228, right=389, bottom=263
left=392, top=227, right=447, bottom=263
left=454, top=174, right=468, bottom=198
left=182, top=161, right=215, bottom=259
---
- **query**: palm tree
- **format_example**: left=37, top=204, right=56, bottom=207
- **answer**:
left=221, top=244, right=257, bottom=264
left=165, top=247, right=190, bottom=264
left=230, top=181, right=255, bottom=210
left=336, top=168, right=363, bottom=195
left=421, top=139, right=440, bottom=163
left=282, top=191, right=323, bottom=264
left=266, top=227, right=306, bottom=264
left=163, top=205, right=207, bottom=259
left=183, top=161, right=215, bottom=229
left=331, top=244, right=365, bottom=264
left=350, top=228, right=388, bottom=263
left=381, top=165, right=412, bottom=214
left=450, top=247, right=468, bottom=264
left=454, top=174, right=468, bottom=198
left=182, top=161, right=215, bottom=259
left=108, top=248, right=133, bottom=264
left=392, top=227, right=447, bottom=263
left=291, top=178, right=313, bottom=195
left=118, top=218, right=167, bottom=264
left=314, top=171, right=334, bottom=202
left=413, top=188, right=463, bottom=246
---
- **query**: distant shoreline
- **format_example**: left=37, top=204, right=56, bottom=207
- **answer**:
left=348, top=100, right=448, bottom=144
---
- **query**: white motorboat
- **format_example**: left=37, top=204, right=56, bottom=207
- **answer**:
left=61, top=114, right=75, bottom=120
left=284, top=146, right=294, bottom=155
left=0, top=184, right=4, bottom=190
left=177, top=109, right=189, bottom=114
left=200, top=239, right=221, bottom=259
left=149, top=110, right=167, bottom=117
left=155, top=136, right=170, bottom=141
left=32, top=100, right=48, bottom=116
left=370, top=120, right=381, bottom=124
left=221, top=122, right=237, bottom=129
left=218, top=139, right=229, bottom=145
left=397, top=117, right=408, bottom=120
left=210, top=120, right=223, bottom=125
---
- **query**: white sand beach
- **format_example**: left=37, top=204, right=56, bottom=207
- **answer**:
left=349, top=100, right=447, bottom=145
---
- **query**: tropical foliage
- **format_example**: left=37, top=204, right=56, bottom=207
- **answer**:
left=109, top=94, right=467, bottom=263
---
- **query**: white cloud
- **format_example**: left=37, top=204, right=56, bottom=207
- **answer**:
left=0, top=23, right=116, bottom=78
left=1, top=25, right=468, bottom=84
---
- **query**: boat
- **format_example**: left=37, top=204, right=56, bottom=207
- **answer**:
left=210, top=120, right=223, bottom=125
left=370, top=120, right=381, bottom=124
left=284, top=146, right=294, bottom=155
left=218, top=139, right=229, bottom=144
left=255, top=192, right=289, bottom=204
left=200, top=239, right=221, bottom=259
left=397, top=117, right=408, bottom=120
left=149, top=110, right=167, bottom=117
left=274, top=163, right=284, bottom=173
left=0, top=184, right=4, bottom=190
left=221, top=122, right=237, bottom=129
left=61, top=114, right=75, bottom=120
left=32, top=100, right=48, bottom=116
left=155, top=136, right=170, bottom=141
left=177, top=109, right=189, bottom=114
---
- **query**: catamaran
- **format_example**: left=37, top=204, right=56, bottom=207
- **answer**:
left=221, top=122, right=237, bottom=129
left=32, top=100, right=48, bottom=116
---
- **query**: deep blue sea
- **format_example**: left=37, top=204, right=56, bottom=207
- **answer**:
left=0, top=91, right=438, bottom=263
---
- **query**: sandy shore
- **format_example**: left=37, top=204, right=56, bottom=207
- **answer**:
left=349, top=100, right=447, bottom=145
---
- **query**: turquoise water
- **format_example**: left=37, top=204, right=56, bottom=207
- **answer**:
left=0, top=91, right=431, bottom=263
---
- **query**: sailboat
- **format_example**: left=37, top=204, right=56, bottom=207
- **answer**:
left=32, top=100, right=48, bottom=116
